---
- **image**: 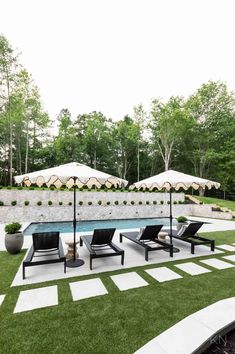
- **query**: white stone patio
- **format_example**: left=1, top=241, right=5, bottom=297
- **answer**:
left=174, top=262, right=211, bottom=276
left=110, top=272, right=148, bottom=291
left=14, top=285, right=58, bottom=313
left=200, top=258, right=235, bottom=270
left=145, top=267, right=182, bottom=282
left=1, top=215, right=234, bottom=287
left=11, top=232, right=223, bottom=286
left=134, top=297, right=235, bottom=354
left=69, top=278, right=108, bottom=301
left=0, top=294, right=5, bottom=306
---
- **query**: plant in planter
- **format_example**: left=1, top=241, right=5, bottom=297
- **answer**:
left=0, top=201, right=4, bottom=206
left=176, top=216, right=188, bottom=232
left=24, top=200, right=30, bottom=206
left=11, top=200, right=17, bottom=206
left=4, top=222, right=23, bottom=254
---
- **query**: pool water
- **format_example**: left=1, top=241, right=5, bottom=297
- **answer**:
left=24, top=218, right=177, bottom=235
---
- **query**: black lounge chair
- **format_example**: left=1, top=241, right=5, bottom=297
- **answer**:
left=169, top=222, right=215, bottom=254
left=80, top=228, right=124, bottom=270
left=23, top=232, right=66, bottom=279
left=120, top=225, right=173, bottom=261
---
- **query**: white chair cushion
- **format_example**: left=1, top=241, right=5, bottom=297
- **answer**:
left=136, top=227, right=145, bottom=240
left=177, top=224, right=188, bottom=237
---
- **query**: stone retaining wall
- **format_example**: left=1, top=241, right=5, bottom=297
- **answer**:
left=0, top=190, right=232, bottom=223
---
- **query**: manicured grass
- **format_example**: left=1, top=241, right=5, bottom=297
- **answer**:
left=195, top=196, right=235, bottom=211
left=0, top=230, right=235, bottom=353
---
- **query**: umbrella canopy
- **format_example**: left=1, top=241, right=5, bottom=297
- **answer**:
left=130, top=169, right=220, bottom=191
left=14, top=162, right=128, bottom=267
left=15, top=162, right=128, bottom=189
left=130, top=169, right=220, bottom=253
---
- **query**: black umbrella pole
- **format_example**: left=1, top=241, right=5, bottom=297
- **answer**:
left=67, top=180, right=85, bottom=267
left=73, top=184, right=76, bottom=261
left=169, top=189, right=172, bottom=241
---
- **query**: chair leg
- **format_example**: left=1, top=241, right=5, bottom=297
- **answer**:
left=145, top=248, right=148, bottom=261
left=64, top=261, right=66, bottom=273
left=90, top=257, right=92, bottom=270
left=119, top=234, right=123, bottom=243
left=211, top=241, right=215, bottom=252
left=121, top=252, right=124, bottom=265
left=80, top=238, right=83, bottom=246
left=191, top=244, right=195, bottom=254
left=170, top=245, right=173, bottom=258
left=23, top=265, right=25, bottom=279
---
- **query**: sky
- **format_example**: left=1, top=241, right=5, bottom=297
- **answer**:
left=1, top=0, right=235, bottom=122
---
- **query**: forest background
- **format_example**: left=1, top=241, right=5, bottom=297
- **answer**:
left=1, top=35, right=235, bottom=196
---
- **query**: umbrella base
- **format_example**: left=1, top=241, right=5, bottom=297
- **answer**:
left=164, top=247, right=180, bottom=253
left=66, top=259, right=85, bottom=268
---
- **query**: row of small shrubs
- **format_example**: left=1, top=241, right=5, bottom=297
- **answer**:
left=0, top=199, right=186, bottom=206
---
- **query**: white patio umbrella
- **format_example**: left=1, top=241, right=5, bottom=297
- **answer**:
left=130, top=169, right=220, bottom=252
left=15, top=162, right=128, bottom=267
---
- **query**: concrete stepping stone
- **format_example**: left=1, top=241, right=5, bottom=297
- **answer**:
left=216, top=244, right=235, bottom=251
left=69, top=278, right=108, bottom=301
left=0, top=295, right=5, bottom=306
left=145, top=267, right=182, bottom=282
left=14, top=285, right=58, bottom=313
left=110, top=272, right=148, bottom=291
left=174, top=262, right=211, bottom=276
left=223, top=255, right=235, bottom=262
left=200, top=258, right=234, bottom=270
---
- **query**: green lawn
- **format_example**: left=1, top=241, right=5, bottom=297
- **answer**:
left=195, top=196, right=235, bottom=211
left=0, top=230, right=235, bottom=354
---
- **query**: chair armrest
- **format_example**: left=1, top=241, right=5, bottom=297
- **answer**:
left=58, top=238, right=65, bottom=258
left=80, top=236, right=95, bottom=255
left=23, top=245, right=34, bottom=264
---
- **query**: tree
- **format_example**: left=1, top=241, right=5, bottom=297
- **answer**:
left=0, top=35, right=18, bottom=185
left=150, top=96, right=189, bottom=171
left=133, top=103, right=147, bottom=181
left=112, top=116, right=139, bottom=181
left=185, top=81, right=235, bottom=194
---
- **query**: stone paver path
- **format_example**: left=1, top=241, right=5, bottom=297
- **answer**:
left=14, top=285, right=58, bottom=313
left=145, top=267, right=182, bottom=282
left=110, top=272, right=148, bottom=291
left=216, top=244, right=235, bottom=251
left=200, top=258, right=235, bottom=270
left=222, top=255, right=235, bottom=262
left=174, top=262, right=211, bottom=276
left=69, top=278, right=108, bottom=301
left=0, top=295, right=5, bottom=306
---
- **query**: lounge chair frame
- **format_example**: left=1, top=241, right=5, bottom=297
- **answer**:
left=168, top=222, right=215, bottom=254
left=22, top=232, right=66, bottom=279
left=80, top=228, right=124, bottom=270
left=120, top=225, right=173, bottom=261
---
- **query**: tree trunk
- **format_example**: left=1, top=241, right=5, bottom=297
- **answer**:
left=137, top=141, right=140, bottom=181
left=6, top=71, right=13, bottom=186
left=25, top=113, right=29, bottom=173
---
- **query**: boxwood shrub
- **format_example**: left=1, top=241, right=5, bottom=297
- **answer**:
left=24, top=200, right=30, bottom=206
left=11, top=200, right=17, bottom=206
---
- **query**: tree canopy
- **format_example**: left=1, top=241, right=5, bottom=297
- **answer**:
left=0, top=35, right=235, bottom=195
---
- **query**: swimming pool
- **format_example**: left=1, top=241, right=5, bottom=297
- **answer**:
left=24, top=217, right=177, bottom=235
